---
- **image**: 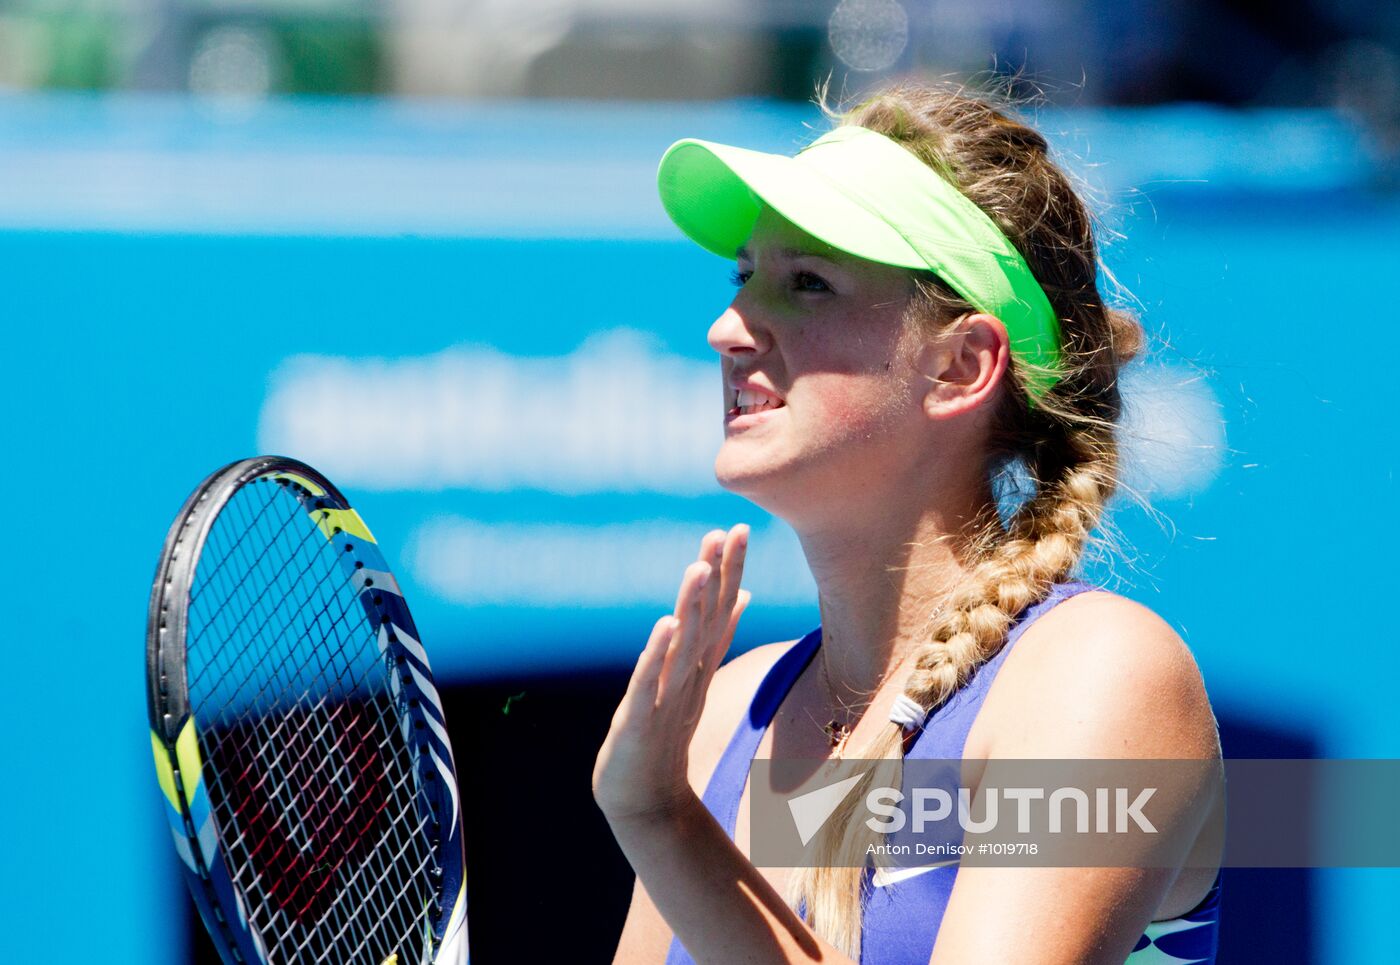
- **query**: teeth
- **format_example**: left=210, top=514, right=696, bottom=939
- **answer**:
left=736, top=388, right=781, bottom=410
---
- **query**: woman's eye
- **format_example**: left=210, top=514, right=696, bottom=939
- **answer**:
left=792, top=271, right=831, bottom=293
left=727, top=268, right=830, bottom=292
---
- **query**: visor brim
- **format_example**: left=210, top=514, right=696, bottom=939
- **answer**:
left=657, top=138, right=927, bottom=271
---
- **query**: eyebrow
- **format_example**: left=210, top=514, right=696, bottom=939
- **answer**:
left=735, top=244, right=846, bottom=266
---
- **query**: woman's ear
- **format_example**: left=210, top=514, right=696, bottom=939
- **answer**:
left=915, top=312, right=1011, bottom=419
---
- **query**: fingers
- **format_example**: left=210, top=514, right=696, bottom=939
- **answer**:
left=669, top=528, right=727, bottom=661
left=683, top=526, right=752, bottom=675
left=672, top=555, right=713, bottom=620
left=624, top=613, right=678, bottom=710
left=713, top=525, right=749, bottom=648
left=658, top=558, right=711, bottom=700
left=652, top=525, right=753, bottom=706
left=693, top=525, right=748, bottom=669
left=728, top=589, right=752, bottom=640
left=699, top=532, right=725, bottom=633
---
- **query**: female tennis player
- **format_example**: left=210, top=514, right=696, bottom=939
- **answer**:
left=592, top=80, right=1223, bottom=964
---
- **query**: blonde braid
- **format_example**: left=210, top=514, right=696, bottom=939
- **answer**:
left=786, top=424, right=1120, bottom=958
left=783, top=76, right=1144, bottom=960
left=908, top=423, right=1118, bottom=710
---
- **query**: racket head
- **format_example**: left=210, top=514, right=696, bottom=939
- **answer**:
left=146, top=456, right=467, bottom=964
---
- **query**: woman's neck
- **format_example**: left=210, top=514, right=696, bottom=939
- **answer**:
left=797, top=492, right=994, bottom=700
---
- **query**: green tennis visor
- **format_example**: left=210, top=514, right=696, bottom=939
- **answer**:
left=656, top=124, right=1064, bottom=404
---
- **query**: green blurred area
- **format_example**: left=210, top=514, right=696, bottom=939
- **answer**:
left=1, top=7, right=381, bottom=93
left=7, top=11, right=119, bottom=90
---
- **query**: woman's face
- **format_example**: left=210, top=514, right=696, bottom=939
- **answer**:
left=708, top=205, right=935, bottom=519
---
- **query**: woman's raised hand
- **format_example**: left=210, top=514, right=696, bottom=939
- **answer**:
left=592, top=524, right=752, bottom=823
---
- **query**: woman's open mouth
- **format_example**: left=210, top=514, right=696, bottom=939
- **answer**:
left=726, top=388, right=786, bottom=425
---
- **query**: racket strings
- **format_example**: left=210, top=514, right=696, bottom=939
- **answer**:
left=204, top=481, right=434, bottom=957
left=187, top=473, right=297, bottom=633
left=186, top=478, right=440, bottom=963
left=188, top=484, right=333, bottom=706
left=196, top=484, right=431, bottom=957
left=297, top=763, right=438, bottom=961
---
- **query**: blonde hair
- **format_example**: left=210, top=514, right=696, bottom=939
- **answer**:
left=782, top=76, right=1145, bottom=958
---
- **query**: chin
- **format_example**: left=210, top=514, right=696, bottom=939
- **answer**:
left=714, top=452, right=781, bottom=498
left=717, top=438, right=895, bottom=524
left=713, top=452, right=815, bottom=520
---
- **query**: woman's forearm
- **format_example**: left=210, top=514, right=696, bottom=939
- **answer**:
left=590, top=531, right=845, bottom=962
left=605, top=793, right=855, bottom=965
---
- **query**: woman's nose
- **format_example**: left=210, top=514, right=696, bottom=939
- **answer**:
left=707, top=300, right=770, bottom=357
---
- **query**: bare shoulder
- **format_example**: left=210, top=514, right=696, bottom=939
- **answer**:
left=975, top=589, right=1220, bottom=760
left=685, top=639, right=797, bottom=794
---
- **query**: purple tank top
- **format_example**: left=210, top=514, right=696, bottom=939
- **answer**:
left=662, top=579, right=1222, bottom=964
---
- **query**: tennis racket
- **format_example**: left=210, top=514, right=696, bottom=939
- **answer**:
left=146, top=456, right=467, bottom=964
